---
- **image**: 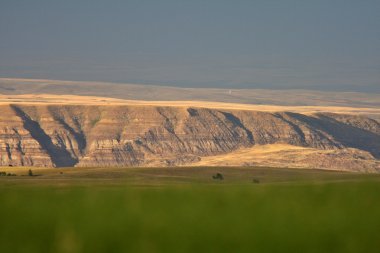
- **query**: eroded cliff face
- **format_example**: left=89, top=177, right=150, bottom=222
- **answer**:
left=0, top=104, right=379, bottom=171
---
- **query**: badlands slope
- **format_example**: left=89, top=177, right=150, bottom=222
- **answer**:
left=0, top=93, right=379, bottom=172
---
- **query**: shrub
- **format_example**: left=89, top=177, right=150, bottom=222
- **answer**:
left=253, top=178, right=260, bottom=184
left=212, top=173, right=224, bottom=180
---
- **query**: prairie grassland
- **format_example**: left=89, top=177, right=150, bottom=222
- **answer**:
left=1, top=93, right=380, bottom=118
left=2, top=78, right=380, bottom=109
left=1, top=167, right=380, bottom=253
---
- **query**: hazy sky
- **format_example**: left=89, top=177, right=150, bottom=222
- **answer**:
left=1, top=0, right=379, bottom=92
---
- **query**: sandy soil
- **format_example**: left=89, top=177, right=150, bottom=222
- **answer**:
left=191, top=144, right=380, bottom=172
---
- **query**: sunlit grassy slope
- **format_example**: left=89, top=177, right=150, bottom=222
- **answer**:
left=1, top=167, right=380, bottom=253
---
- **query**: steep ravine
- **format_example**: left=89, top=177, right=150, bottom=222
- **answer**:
left=0, top=104, right=379, bottom=171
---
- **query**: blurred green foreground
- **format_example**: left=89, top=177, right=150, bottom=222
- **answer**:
left=1, top=168, right=380, bottom=253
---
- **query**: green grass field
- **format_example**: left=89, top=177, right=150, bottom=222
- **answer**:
left=1, top=167, right=380, bottom=253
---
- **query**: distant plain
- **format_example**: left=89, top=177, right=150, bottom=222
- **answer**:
left=1, top=78, right=380, bottom=109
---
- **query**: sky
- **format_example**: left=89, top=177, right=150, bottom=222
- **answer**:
left=0, top=0, right=379, bottom=92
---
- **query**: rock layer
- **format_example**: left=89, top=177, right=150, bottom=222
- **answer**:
left=0, top=104, right=379, bottom=171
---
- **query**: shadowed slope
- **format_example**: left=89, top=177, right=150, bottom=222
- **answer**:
left=289, top=113, right=380, bottom=159
left=10, top=105, right=78, bottom=167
